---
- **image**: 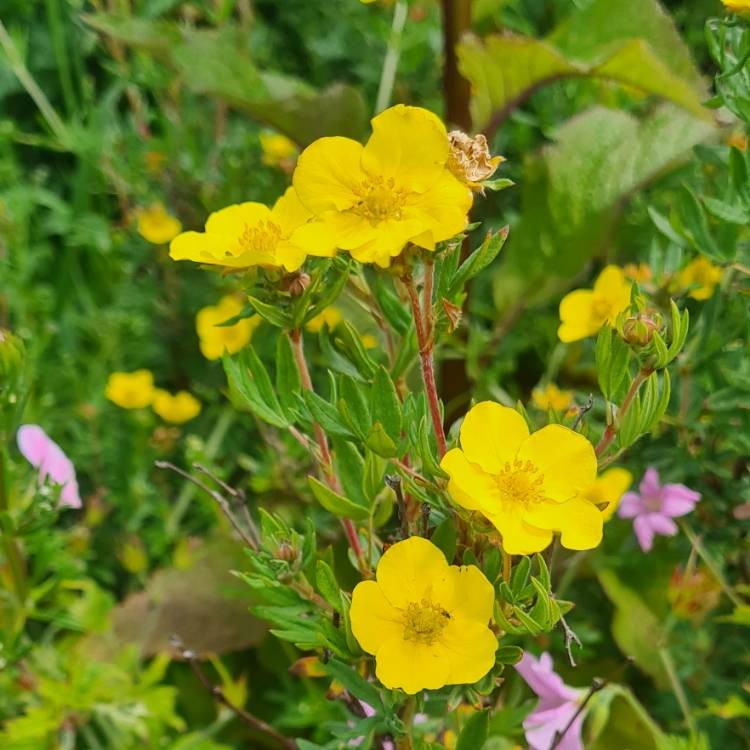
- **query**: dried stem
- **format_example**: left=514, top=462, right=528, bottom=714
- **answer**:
left=403, top=272, right=447, bottom=459
left=288, top=329, right=368, bottom=575
left=550, top=678, right=605, bottom=750
left=171, top=636, right=297, bottom=750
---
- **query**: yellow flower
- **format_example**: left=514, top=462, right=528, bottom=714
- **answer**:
left=558, top=265, right=632, bottom=343
left=623, top=262, right=652, bottom=284
left=361, top=333, right=378, bottom=349
left=152, top=390, right=202, bottom=424
left=305, top=306, right=343, bottom=333
left=196, top=296, right=262, bottom=361
left=170, top=187, right=332, bottom=272
left=137, top=203, right=182, bottom=244
left=677, top=257, right=722, bottom=300
left=723, top=0, right=750, bottom=13
left=580, top=467, right=633, bottom=521
left=349, top=536, right=497, bottom=694
left=531, top=384, right=574, bottom=412
left=259, top=131, right=297, bottom=167
left=441, top=402, right=602, bottom=555
left=292, top=104, right=472, bottom=268
left=105, top=370, right=156, bottom=409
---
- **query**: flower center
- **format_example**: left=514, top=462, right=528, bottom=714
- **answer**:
left=237, top=220, right=281, bottom=256
left=591, top=295, right=613, bottom=322
left=402, top=599, right=450, bottom=645
left=496, top=459, right=545, bottom=507
left=352, top=176, right=407, bottom=224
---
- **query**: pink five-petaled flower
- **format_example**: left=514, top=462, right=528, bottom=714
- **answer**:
left=515, top=652, right=586, bottom=750
left=617, top=467, right=700, bottom=552
left=16, top=425, right=81, bottom=509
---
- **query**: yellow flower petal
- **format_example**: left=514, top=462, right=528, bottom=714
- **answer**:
left=459, top=402, right=529, bottom=475
left=347, top=216, right=426, bottom=267
left=431, top=564, right=495, bottom=623
left=270, top=188, right=310, bottom=235
left=442, top=618, right=498, bottom=686
left=293, top=136, right=365, bottom=213
left=205, top=202, right=271, bottom=236
left=485, top=503, right=554, bottom=555
left=361, top=105, right=450, bottom=192
left=593, top=265, right=630, bottom=303
left=170, top=231, right=253, bottom=267
left=376, top=536, right=448, bottom=608
left=522, top=497, right=603, bottom=550
left=440, top=448, right=500, bottom=512
left=375, top=637, right=451, bottom=694
left=349, top=580, right=403, bottom=654
left=517, top=424, right=597, bottom=503
left=558, top=289, right=597, bottom=343
left=583, top=467, right=633, bottom=521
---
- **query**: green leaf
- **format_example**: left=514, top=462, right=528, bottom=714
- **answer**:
left=459, top=0, right=707, bottom=129
left=334, top=322, right=378, bottom=379
left=276, top=335, right=302, bottom=419
left=304, top=390, right=356, bottom=439
left=332, top=439, right=368, bottom=507
left=430, top=518, right=458, bottom=563
left=222, top=351, right=287, bottom=428
left=456, top=709, right=489, bottom=750
left=370, top=366, right=403, bottom=445
left=315, top=560, right=342, bottom=613
left=362, top=450, right=388, bottom=503
left=307, top=477, right=369, bottom=522
left=302, top=261, right=351, bottom=326
left=366, top=422, right=397, bottom=458
left=246, top=294, right=292, bottom=328
left=597, top=570, right=668, bottom=688
left=495, top=645, right=524, bottom=665
left=325, top=659, right=383, bottom=711
left=338, top=376, right=371, bottom=438
left=492, top=105, right=714, bottom=312
left=450, top=226, right=509, bottom=294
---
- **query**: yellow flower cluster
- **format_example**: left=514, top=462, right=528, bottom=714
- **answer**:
left=531, top=383, right=573, bottom=413
left=105, top=370, right=201, bottom=424
left=350, top=536, right=497, bottom=694
left=169, top=105, right=499, bottom=271
left=676, top=257, right=722, bottom=300
left=137, top=203, right=182, bottom=245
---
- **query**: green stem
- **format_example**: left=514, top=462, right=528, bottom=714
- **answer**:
left=0, top=20, right=69, bottom=143
left=375, top=0, right=408, bottom=114
left=45, top=0, right=78, bottom=117
left=681, top=522, right=744, bottom=609
left=0, top=448, right=28, bottom=615
left=595, top=368, right=651, bottom=460
left=396, top=696, right=416, bottom=750
left=165, top=407, right=235, bottom=535
left=659, top=646, right=697, bottom=737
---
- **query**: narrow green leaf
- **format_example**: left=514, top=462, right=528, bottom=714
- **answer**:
left=276, top=334, right=302, bottom=418
left=326, top=659, right=382, bottom=710
left=304, top=390, right=356, bottom=439
left=431, top=518, right=458, bottom=563
left=246, top=294, right=292, bottom=328
left=370, top=366, right=403, bottom=445
left=338, top=376, right=371, bottom=437
left=315, top=560, right=342, bottom=613
left=366, top=422, right=397, bottom=458
left=457, top=709, right=489, bottom=750
left=222, top=351, right=287, bottom=427
left=307, top=476, right=369, bottom=521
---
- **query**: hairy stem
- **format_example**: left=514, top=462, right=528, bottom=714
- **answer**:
left=404, top=272, right=448, bottom=459
left=288, top=330, right=368, bottom=575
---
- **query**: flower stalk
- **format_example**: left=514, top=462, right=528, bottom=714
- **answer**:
left=288, top=329, right=368, bottom=576
left=403, top=269, right=448, bottom=459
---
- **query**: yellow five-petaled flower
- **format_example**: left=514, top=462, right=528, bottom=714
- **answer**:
left=292, top=105, right=472, bottom=268
left=350, top=536, right=497, bottom=695
left=170, top=187, right=332, bottom=272
left=558, top=265, right=632, bottom=343
left=441, top=402, right=603, bottom=555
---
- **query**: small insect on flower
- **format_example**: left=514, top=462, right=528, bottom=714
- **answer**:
left=196, top=296, right=261, bottom=361
left=676, top=257, right=722, bottom=300
left=531, top=383, right=574, bottom=413
left=349, top=536, right=497, bottom=695
left=137, top=203, right=182, bottom=245
left=292, top=104, right=472, bottom=268
left=579, top=467, right=633, bottom=521
left=170, top=187, right=334, bottom=272
left=441, top=402, right=602, bottom=554
left=152, top=390, right=201, bottom=424
left=515, top=651, right=589, bottom=750
left=17, top=424, right=81, bottom=508
left=259, top=131, right=298, bottom=168
left=105, top=370, right=156, bottom=410
left=618, top=467, right=700, bottom=552
left=558, top=265, right=632, bottom=343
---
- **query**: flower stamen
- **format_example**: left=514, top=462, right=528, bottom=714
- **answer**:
left=351, top=176, right=407, bottom=224
left=238, top=220, right=282, bottom=256
left=402, top=598, right=450, bottom=645
left=496, top=458, right=545, bottom=507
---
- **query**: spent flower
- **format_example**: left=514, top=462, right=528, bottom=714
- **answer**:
left=618, top=467, right=700, bottom=552
left=447, top=130, right=504, bottom=191
left=349, top=536, right=497, bottom=694
left=558, top=266, right=632, bottom=343
left=292, top=104, right=472, bottom=267
left=441, top=402, right=602, bottom=554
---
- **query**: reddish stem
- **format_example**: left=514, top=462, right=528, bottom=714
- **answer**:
left=595, top=369, right=651, bottom=459
left=289, top=330, right=367, bottom=574
left=404, top=273, right=448, bottom=459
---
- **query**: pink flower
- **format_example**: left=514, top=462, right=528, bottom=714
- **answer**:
left=16, top=424, right=81, bottom=508
left=515, top=652, right=586, bottom=750
left=617, top=467, right=700, bottom=552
